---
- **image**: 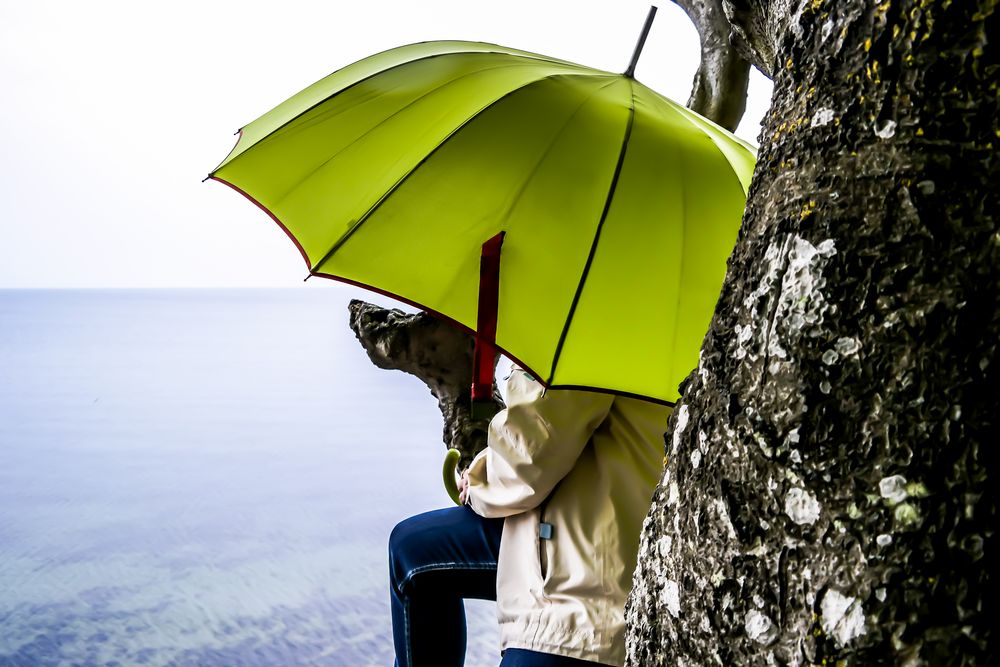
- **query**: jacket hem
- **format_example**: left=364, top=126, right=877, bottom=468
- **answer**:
left=499, top=620, right=622, bottom=666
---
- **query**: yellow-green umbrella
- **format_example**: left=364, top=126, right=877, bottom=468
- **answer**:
left=210, top=35, right=755, bottom=406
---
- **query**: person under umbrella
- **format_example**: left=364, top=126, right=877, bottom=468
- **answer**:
left=389, top=365, right=671, bottom=666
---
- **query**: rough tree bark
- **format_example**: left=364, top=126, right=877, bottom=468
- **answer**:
left=626, top=1, right=997, bottom=665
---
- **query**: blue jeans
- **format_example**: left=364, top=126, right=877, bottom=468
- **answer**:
left=388, top=506, right=602, bottom=667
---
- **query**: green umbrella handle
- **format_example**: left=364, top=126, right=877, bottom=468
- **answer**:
left=442, top=448, right=462, bottom=506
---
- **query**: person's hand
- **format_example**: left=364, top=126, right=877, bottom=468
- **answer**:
left=457, top=470, right=471, bottom=505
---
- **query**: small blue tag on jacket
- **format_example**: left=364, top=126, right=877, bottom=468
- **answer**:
left=539, top=522, right=554, bottom=540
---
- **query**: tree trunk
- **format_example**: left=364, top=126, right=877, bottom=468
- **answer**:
left=626, top=0, right=997, bottom=664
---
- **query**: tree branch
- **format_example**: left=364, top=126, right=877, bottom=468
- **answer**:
left=671, top=0, right=751, bottom=131
left=347, top=300, right=500, bottom=468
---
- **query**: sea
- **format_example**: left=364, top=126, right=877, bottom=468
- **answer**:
left=0, top=289, right=500, bottom=667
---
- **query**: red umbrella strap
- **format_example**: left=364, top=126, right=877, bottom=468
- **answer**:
left=472, top=232, right=505, bottom=405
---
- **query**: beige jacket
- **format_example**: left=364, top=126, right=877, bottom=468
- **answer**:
left=466, top=369, right=671, bottom=666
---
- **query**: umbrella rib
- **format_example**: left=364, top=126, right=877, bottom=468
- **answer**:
left=496, top=78, right=622, bottom=226
left=215, top=46, right=603, bottom=171
left=269, top=60, right=534, bottom=210
left=546, top=78, right=638, bottom=386
left=217, top=52, right=479, bottom=169
left=642, top=85, right=750, bottom=382
left=308, top=72, right=613, bottom=273
left=665, top=133, right=690, bottom=392
left=643, top=86, right=754, bottom=195
left=546, top=383, right=676, bottom=407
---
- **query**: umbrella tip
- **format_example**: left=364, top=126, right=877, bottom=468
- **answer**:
left=624, top=5, right=657, bottom=78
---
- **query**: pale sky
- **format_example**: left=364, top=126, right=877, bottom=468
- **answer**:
left=0, top=0, right=772, bottom=288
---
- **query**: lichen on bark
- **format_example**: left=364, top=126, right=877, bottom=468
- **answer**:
left=626, top=0, right=997, bottom=664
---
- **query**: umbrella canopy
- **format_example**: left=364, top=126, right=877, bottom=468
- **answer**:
left=210, top=40, right=756, bottom=405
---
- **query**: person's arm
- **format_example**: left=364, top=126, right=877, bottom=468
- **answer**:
left=464, top=369, right=613, bottom=518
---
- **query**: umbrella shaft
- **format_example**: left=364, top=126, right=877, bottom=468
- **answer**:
left=625, top=5, right=658, bottom=78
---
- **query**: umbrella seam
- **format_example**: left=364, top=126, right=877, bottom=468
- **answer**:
left=308, top=72, right=617, bottom=272
left=546, top=78, right=637, bottom=387
left=646, top=85, right=749, bottom=385
left=496, top=78, right=623, bottom=226
left=267, top=60, right=538, bottom=211
left=666, top=128, right=689, bottom=391
left=547, top=384, right=675, bottom=407
left=216, top=51, right=524, bottom=170
left=641, top=86, right=754, bottom=196
left=213, top=47, right=606, bottom=172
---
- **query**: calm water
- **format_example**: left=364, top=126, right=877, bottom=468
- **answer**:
left=0, top=289, right=499, bottom=666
